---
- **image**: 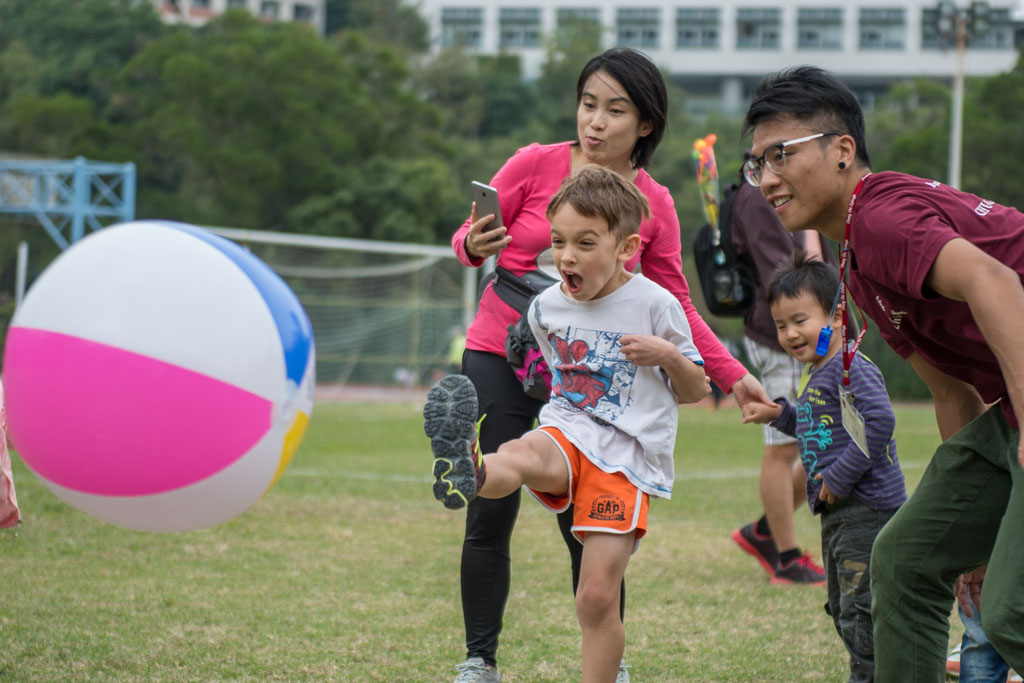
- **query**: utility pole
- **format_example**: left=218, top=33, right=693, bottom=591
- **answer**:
left=949, top=10, right=966, bottom=190
left=934, top=1, right=991, bottom=190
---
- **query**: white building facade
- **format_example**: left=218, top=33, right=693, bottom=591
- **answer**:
left=411, top=0, right=1023, bottom=112
left=151, top=0, right=325, bottom=36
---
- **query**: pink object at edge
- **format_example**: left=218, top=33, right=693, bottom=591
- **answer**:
left=0, top=378, right=20, bottom=528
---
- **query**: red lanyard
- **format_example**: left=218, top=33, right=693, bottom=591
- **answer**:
left=838, top=174, right=871, bottom=386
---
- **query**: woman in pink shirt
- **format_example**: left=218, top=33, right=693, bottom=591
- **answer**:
left=447, top=47, right=768, bottom=683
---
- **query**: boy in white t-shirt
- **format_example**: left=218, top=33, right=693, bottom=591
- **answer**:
left=424, top=165, right=708, bottom=682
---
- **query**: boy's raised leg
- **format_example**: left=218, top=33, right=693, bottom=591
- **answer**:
left=424, top=375, right=487, bottom=509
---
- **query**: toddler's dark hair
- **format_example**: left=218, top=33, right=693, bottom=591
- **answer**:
left=767, top=249, right=839, bottom=314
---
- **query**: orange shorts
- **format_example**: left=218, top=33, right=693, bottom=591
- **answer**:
left=527, top=426, right=648, bottom=549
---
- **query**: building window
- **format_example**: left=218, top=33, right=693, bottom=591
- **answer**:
left=969, top=8, right=1013, bottom=49
left=676, top=8, right=719, bottom=48
left=227, top=0, right=248, bottom=8
left=921, top=8, right=945, bottom=49
left=499, top=8, right=542, bottom=48
left=293, top=3, right=314, bottom=22
left=260, top=1, right=279, bottom=19
left=557, top=7, right=600, bottom=29
left=737, top=8, right=781, bottom=49
left=192, top=0, right=211, bottom=7
left=859, top=8, right=905, bottom=49
left=617, top=8, right=660, bottom=48
left=797, top=8, right=842, bottom=49
left=440, top=7, right=483, bottom=48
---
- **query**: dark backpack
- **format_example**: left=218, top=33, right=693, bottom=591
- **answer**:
left=692, top=182, right=758, bottom=317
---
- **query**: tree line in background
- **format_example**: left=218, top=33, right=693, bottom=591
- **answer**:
left=2, top=0, right=1024, bottom=397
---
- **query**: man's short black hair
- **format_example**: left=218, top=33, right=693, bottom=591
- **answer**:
left=743, top=66, right=871, bottom=168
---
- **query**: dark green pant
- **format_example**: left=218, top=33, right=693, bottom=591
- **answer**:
left=871, top=406, right=1023, bottom=682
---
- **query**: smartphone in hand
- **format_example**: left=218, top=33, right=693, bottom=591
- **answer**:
left=472, top=181, right=503, bottom=232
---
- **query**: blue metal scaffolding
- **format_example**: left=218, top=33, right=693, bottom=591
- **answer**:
left=0, top=156, right=136, bottom=249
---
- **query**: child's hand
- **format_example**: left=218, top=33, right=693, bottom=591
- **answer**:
left=619, top=334, right=676, bottom=367
left=625, top=334, right=708, bottom=404
left=741, top=402, right=781, bottom=424
left=814, top=473, right=839, bottom=505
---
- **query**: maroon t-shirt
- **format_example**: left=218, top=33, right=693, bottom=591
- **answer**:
left=846, top=171, right=1024, bottom=429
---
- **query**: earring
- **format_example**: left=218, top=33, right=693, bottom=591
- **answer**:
left=838, top=162, right=846, bottom=169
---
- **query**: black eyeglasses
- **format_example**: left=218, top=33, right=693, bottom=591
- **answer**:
left=743, top=132, right=842, bottom=187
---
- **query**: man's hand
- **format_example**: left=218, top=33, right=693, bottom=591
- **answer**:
left=955, top=566, right=987, bottom=618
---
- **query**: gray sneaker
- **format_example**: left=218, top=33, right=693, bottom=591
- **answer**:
left=424, top=375, right=484, bottom=509
left=453, top=657, right=501, bottom=683
left=617, top=659, right=632, bottom=683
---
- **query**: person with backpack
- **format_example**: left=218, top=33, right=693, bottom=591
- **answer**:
left=726, top=168, right=834, bottom=585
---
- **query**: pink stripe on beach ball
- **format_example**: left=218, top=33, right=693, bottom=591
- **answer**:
left=3, top=327, right=273, bottom=496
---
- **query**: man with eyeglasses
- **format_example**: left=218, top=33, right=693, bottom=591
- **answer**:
left=742, top=65, right=1024, bottom=682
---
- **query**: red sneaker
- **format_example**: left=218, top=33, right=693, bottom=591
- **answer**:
left=731, top=522, right=779, bottom=574
left=946, top=642, right=961, bottom=677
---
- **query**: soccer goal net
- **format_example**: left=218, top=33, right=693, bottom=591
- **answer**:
left=210, top=227, right=479, bottom=391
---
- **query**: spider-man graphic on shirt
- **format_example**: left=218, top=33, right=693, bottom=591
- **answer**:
left=548, top=327, right=636, bottom=423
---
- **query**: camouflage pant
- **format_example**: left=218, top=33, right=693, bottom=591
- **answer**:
left=821, top=501, right=897, bottom=683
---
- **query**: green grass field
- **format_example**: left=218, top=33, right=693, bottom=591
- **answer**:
left=0, top=400, right=960, bottom=681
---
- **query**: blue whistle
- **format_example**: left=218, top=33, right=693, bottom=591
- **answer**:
left=815, top=327, right=833, bottom=356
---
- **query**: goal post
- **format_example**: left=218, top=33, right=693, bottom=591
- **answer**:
left=208, top=227, right=480, bottom=390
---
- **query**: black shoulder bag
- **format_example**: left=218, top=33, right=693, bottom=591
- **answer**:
left=490, top=266, right=557, bottom=400
left=692, top=182, right=758, bottom=317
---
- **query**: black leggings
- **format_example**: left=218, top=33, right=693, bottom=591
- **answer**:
left=460, top=349, right=625, bottom=665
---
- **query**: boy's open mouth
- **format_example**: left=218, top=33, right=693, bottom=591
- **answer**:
left=564, top=272, right=582, bottom=293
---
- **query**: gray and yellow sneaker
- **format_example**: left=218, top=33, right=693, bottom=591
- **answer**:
left=452, top=657, right=501, bottom=682
left=423, top=375, right=486, bottom=509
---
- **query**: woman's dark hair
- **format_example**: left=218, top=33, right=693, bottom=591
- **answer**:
left=576, top=47, right=667, bottom=170
left=743, top=65, right=871, bottom=168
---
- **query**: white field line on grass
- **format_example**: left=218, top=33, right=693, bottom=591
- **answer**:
left=285, top=459, right=926, bottom=485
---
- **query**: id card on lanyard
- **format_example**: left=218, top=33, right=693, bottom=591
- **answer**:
left=838, top=174, right=872, bottom=458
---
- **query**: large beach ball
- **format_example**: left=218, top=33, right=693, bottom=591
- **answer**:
left=2, top=221, right=315, bottom=532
